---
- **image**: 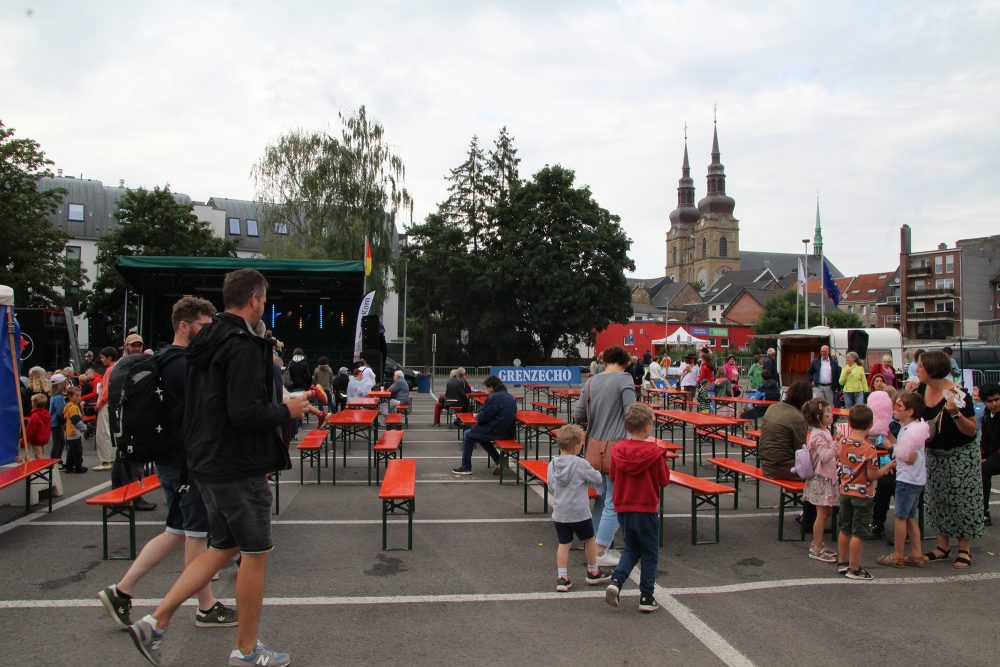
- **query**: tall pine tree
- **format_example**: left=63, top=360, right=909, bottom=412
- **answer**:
left=443, top=136, right=490, bottom=253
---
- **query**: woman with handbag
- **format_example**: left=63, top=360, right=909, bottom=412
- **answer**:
left=574, top=345, right=636, bottom=567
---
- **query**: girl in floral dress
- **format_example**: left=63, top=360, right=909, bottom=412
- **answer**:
left=802, top=398, right=839, bottom=562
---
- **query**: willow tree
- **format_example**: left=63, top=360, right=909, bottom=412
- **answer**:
left=252, top=106, right=412, bottom=311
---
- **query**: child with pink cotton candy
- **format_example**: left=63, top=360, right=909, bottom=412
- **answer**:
left=877, top=391, right=929, bottom=568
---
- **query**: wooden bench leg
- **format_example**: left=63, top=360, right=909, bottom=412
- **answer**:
left=382, top=497, right=414, bottom=551
left=779, top=490, right=804, bottom=541
left=102, top=505, right=138, bottom=561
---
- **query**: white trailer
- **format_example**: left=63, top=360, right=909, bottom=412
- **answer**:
left=776, top=326, right=904, bottom=388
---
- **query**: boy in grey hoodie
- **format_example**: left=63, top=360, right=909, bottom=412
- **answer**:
left=548, top=424, right=612, bottom=592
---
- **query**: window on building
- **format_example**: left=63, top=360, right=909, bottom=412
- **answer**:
left=913, top=302, right=925, bottom=312
left=935, top=278, right=955, bottom=290
left=717, top=338, right=729, bottom=348
left=860, top=305, right=867, bottom=315
left=912, top=281, right=925, bottom=291
left=935, top=301, right=954, bottom=312
left=719, top=236, right=728, bottom=257
left=702, top=238, right=707, bottom=258
left=246, top=219, right=258, bottom=237
left=935, top=256, right=943, bottom=273
left=228, top=218, right=241, bottom=235
left=276, top=222, right=288, bottom=235
left=848, top=305, right=854, bottom=313
left=68, top=204, right=85, bottom=221
left=946, top=255, right=954, bottom=273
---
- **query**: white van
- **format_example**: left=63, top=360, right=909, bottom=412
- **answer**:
left=776, top=326, right=904, bottom=388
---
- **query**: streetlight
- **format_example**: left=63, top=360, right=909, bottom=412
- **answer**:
left=802, top=239, right=811, bottom=329
left=400, top=234, right=408, bottom=369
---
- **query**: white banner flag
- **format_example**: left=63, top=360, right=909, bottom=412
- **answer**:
left=796, top=258, right=806, bottom=297
left=353, top=291, right=376, bottom=359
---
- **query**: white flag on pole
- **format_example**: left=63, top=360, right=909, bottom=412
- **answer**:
left=797, top=258, right=806, bottom=297
left=353, top=291, right=376, bottom=360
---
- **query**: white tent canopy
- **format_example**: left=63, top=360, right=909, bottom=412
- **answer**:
left=652, top=327, right=710, bottom=346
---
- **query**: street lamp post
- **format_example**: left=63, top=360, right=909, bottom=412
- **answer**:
left=802, top=239, right=811, bottom=329
left=400, top=235, right=408, bottom=369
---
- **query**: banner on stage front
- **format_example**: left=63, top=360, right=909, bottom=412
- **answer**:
left=353, top=291, right=376, bottom=359
left=1, top=286, right=22, bottom=465
left=489, top=366, right=580, bottom=385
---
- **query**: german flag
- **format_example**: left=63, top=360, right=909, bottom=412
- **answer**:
left=364, top=237, right=372, bottom=277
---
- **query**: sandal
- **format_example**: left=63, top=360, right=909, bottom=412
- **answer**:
left=953, top=550, right=972, bottom=569
left=904, top=555, right=926, bottom=568
left=876, top=553, right=905, bottom=568
left=809, top=547, right=838, bottom=563
left=923, top=546, right=950, bottom=562
left=837, top=562, right=849, bottom=576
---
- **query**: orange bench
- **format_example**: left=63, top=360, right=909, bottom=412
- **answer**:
left=0, top=458, right=59, bottom=514
left=519, top=459, right=598, bottom=514
left=493, top=439, right=524, bottom=485
left=708, top=457, right=806, bottom=541
left=530, top=401, right=558, bottom=417
left=394, top=403, right=409, bottom=426
left=695, top=429, right=758, bottom=463
left=666, top=470, right=736, bottom=545
left=297, top=430, right=330, bottom=485
left=385, top=413, right=404, bottom=430
left=379, top=459, right=416, bottom=550
left=86, top=474, right=162, bottom=560
left=373, top=430, right=405, bottom=484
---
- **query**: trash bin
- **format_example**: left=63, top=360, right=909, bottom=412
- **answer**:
left=417, top=375, right=432, bottom=393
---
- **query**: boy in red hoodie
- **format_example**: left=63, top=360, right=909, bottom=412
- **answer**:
left=604, top=402, right=671, bottom=613
left=24, top=393, right=52, bottom=461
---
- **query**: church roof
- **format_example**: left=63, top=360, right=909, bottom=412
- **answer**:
left=701, top=268, right=779, bottom=305
left=740, top=251, right=844, bottom=280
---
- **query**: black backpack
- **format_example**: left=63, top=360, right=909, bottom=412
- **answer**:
left=112, top=349, right=184, bottom=463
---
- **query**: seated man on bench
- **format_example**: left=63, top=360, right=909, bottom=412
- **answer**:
left=452, top=375, right=516, bottom=476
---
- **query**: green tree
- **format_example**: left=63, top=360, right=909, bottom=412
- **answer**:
left=252, top=106, right=412, bottom=313
left=0, top=121, right=86, bottom=308
left=487, top=126, right=521, bottom=206
left=754, top=289, right=863, bottom=336
left=488, top=165, right=634, bottom=360
left=444, top=136, right=490, bottom=253
left=86, top=186, right=237, bottom=342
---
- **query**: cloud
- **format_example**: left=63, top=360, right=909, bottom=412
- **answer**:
left=2, top=0, right=998, bottom=280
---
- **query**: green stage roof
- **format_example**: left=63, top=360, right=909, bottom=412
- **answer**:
left=115, top=256, right=364, bottom=277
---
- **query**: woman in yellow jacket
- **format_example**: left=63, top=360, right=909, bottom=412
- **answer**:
left=839, top=351, right=869, bottom=407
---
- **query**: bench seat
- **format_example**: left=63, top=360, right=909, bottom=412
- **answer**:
left=530, top=401, right=558, bottom=416
left=385, top=413, right=405, bottom=430
left=494, top=439, right=524, bottom=485
left=86, top=474, right=162, bottom=560
left=666, top=470, right=736, bottom=545
left=374, top=430, right=405, bottom=483
left=297, top=429, right=330, bottom=485
left=708, top=457, right=805, bottom=541
left=0, top=458, right=58, bottom=514
left=379, top=459, right=416, bottom=550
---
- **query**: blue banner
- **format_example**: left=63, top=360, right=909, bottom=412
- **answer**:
left=490, top=366, right=581, bottom=385
left=1, top=301, right=22, bottom=465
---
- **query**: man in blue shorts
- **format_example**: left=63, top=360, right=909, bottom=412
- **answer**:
left=99, top=296, right=237, bottom=630
left=128, top=270, right=309, bottom=667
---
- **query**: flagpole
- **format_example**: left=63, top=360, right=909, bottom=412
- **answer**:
left=802, top=239, right=810, bottom=329
left=821, top=247, right=826, bottom=326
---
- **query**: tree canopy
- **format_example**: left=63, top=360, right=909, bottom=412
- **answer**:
left=252, top=106, right=412, bottom=313
left=0, top=121, right=85, bottom=308
left=86, top=186, right=236, bottom=342
left=405, top=129, right=634, bottom=364
left=754, top=289, right=863, bottom=337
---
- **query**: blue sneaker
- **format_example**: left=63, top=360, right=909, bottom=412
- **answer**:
left=128, top=617, right=165, bottom=666
left=229, top=640, right=291, bottom=666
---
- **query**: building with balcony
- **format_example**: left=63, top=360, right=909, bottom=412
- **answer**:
left=899, top=225, right=1000, bottom=341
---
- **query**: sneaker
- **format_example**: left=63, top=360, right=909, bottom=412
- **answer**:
left=492, top=464, right=509, bottom=477
left=596, top=549, right=620, bottom=567
left=639, top=594, right=659, bottom=613
left=451, top=467, right=472, bottom=475
left=585, top=569, right=612, bottom=585
left=808, top=547, right=837, bottom=563
left=98, top=585, right=132, bottom=629
left=844, top=568, right=874, bottom=580
left=228, top=640, right=290, bottom=667
left=556, top=577, right=572, bottom=592
left=128, top=617, right=165, bottom=666
left=134, top=498, right=157, bottom=511
left=92, top=463, right=112, bottom=471
left=195, top=601, right=239, bottom=628
left=604, top=581, right=621, bottom=607
left=837, top=562, right=849, bottom=576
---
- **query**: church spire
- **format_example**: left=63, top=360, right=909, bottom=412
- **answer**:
left=697, top=112, right=735, bottom=216
left=669, top=126, right=699, bottom=228
left=813, top=195, right=823, bottom=257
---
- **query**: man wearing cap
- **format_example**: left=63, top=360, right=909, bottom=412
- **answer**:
left=331, top=366, right=350, bottom=412
left=105, top=334, right=156, bottom=509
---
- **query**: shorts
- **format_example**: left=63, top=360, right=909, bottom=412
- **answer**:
left=554, top=519, right=595, bottom=544
left=156, top=463, right=209, bottom=538
left=894, top=481, right=924, bottom=520
left=838, top=495, right=874, bottom=538
left=198, top=476, right=274, bottom=553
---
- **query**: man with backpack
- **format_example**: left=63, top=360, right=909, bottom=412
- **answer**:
left=99, top=296, right=237, bottom=631
left=129, top=269, right=309, bottom=667
left=105, top=335, right=157, bottom=510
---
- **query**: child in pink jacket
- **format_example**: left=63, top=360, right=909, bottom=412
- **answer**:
left=801, top=398, right=839, bottom=562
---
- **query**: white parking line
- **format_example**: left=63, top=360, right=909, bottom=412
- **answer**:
left=0, top=479, right=110, bottom=536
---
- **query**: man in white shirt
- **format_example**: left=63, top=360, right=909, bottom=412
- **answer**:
left=358, top=358, right=378, bottom=392
left=807, top=345, right=840, bottom=405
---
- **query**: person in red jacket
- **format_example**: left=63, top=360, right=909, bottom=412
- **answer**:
left=23, top=393, right=52, bottom=461
left=604, top=402, right=670, bottom=614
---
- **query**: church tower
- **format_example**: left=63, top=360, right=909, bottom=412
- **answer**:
left=812, top=196, right=823, bottom=257
left=665, top=133, right=700, bottom=282
left=688, top=121, right=740, bottom=288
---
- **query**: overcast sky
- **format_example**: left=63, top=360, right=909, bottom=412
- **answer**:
left=3, top=1, right=998, bottom=279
